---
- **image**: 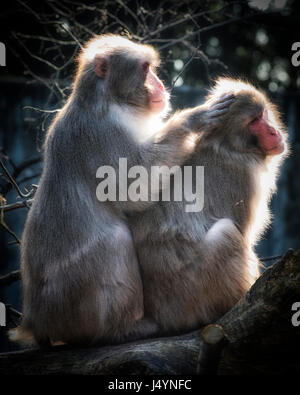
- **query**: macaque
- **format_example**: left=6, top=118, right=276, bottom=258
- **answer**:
left=10, top=35, right=233, bottom=346
left=129, top=78, right=288, bottom=335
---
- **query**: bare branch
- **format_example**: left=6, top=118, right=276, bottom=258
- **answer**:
left=142, top=1, right=243, bottom=42
left=0, top=199, right=34, bottom=212
left=14, top=33, right=76, bottom=46
left=0, top=158, right=35, bottom=199
left=0, top=212, right=21, bottom=245
left=0, top=271, right=21, bottom=286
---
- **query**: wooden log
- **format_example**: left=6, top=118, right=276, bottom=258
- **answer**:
left=0, top=330, right=204, bottom=375
left=218, top=249, right=300, bottom=343
left=0, top=249, right=299, bottom=375
left=217, top=249, right=300, bottom=375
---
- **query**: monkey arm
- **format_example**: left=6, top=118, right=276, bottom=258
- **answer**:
left=145, top=93, right=235, bottom=168
left=180, top=93, right=235, bottom=132
left=94, top=94, right=235, bottom=213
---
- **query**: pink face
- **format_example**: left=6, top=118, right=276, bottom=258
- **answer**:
left=143, top=62, right=167, bottom=113
left=248, top=110, right=284, bottom=156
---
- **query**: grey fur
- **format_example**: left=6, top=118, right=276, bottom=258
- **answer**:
left=129, top=78, right=288, bottom=335
left=11, top=35, right=232, bottom=346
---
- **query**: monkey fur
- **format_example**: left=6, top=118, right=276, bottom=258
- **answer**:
left=10, top=35, right=233, bottom=346
left=129, top=78, right=288, bottom=335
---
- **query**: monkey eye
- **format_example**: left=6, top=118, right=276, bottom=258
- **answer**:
left=249, top=112, right=262, bottom=125
left=141, top=61, right=150, bottom=74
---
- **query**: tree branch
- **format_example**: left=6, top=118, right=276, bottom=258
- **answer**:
left=0, top=270, right=21, bottom=286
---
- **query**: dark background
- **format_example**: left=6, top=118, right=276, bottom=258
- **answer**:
left=0, top=0, right=299, bottom=352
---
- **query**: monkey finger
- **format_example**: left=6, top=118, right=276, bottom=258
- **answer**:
left=208, top=95, right=235, bottom=115
left=217, top=93, right=235, bottom=103
left=212, top=97, right=235, bottom=111
left=207, top=107, right=231, bottom=118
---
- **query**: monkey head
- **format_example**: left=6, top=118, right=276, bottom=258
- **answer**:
left=205, top=78, right=288, bottom=158
left=247, top=106, right=284, bottom=156
left=74, top=34, right=169, bottom=115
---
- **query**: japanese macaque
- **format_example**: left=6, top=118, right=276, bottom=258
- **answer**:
left=10, top=35, right=233, bottom=346
left=129, top=78, right=288, bottom=335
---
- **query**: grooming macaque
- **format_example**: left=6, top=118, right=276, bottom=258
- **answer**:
left=129, top=78, right=288, bottom=334
left=10, top=35, right=233, bottom=346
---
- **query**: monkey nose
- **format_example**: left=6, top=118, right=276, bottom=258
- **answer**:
left=269, top=126, right=278, bottom=136
left=158, top=82, right=164, bottom=91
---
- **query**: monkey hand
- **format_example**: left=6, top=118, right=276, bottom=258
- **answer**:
left=188, top=93, right=235, bottom=131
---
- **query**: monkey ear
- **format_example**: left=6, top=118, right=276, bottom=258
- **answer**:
left=94, top=56, right=108, bottom=79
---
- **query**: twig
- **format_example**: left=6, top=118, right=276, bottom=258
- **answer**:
left=18, top=173, right=41, bottom=185
left=0, top=199, right=34, bottom=212
left=23, top=106, right=60, bottom=115
left=14, top=156, right=42, bottom=177
left=0, top=158, right=34, bottom=199
left=171, top=37, right=201, bottom=91
left=261, top=255, right=282, bottom=262
left=155, top=11, right=282, bottom=51
left=0, top=214, right=21, bottom=245
left=142, top=1, right=243, bottom=41
left=7, top=306, right=22, bottom=319
left=14, top=33, right=76, bottom=46
left=0, top=149, right=16, bottom=171
left=0, top=271, right=21, bottom=286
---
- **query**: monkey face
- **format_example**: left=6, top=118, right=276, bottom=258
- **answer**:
left=143, top=63, right=168, bottom=113
left=205, top=78, right=287, bottom=158
left=103, top=55, right=169, bottom=114
left=80, top=34, right=169, bottom=115
left=231, top=101, right=287, bottom=157
left=247, top=109, right=285, bottom=156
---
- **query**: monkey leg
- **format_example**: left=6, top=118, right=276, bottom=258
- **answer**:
left=14, top=234, right=147, bottom=347
left=121, top=317, right=159, bottom=343
left=200, top=218, right=260, bottom=321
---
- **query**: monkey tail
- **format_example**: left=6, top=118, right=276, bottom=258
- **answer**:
left=8, top=326, right=37, bottom=347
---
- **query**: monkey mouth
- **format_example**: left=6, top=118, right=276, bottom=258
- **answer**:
left=266, top=142, right=285, bottom=155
